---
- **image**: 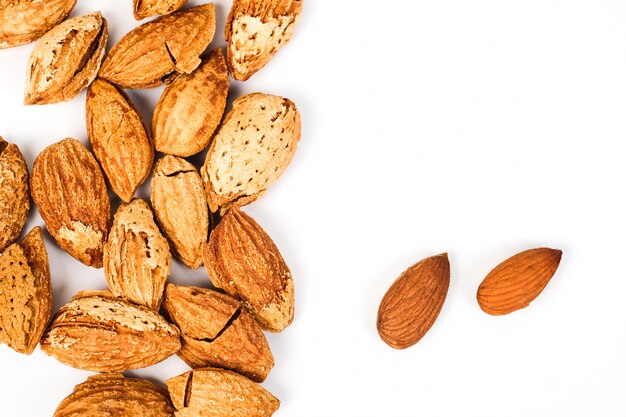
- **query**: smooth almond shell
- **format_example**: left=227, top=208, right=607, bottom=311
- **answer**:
left=477, top=247, right=562, bottom=315
left=133, top=0, right=187, bottom=20
left=0, top=137, right=29, bottom=252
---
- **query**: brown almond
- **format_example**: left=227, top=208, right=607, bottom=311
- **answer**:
left=24, top=12, right=108, bottom=105
left=377, top=253, right=450, bottom=349
left=86, top=78, right=153, bottom=202
left=99, top=4, right=215, bottom=89
left=204, top=207, right=294, bottom=332
left=153, top=48, right=229, bottom=157
left=40, top=293, right=180, bottom=371
left=201, top=93, right=301, bottom=213
left=104, top=199, right=171, bottom=310
left=133, top=0, right=187, bottom=20
left=477, top=248, right=562, bottom=315
left=0, top=137, right=29, bottom=252
left=31, top=138, right=111, bottom=268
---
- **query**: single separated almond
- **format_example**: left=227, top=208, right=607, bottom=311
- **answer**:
left=40, top=292, right=180, bottom=372
left=99, top=4, right=215, bottom=89
left=0, top=137, right=30, bottom=252
left=377, top=254, right=450, bottom=349
left=0, top=0, right=76, bottom=49
left=133, top=0, right=187, bottom=20
left=201, top=93, right=301, bottom=213
left=204, top=207, right=294, bottom=332
left=226, top=0, right=303, bottom=81
left=86, top=78, right=153, bottom=202
left=31, top=138, right=111, bottom=268
left=477, top=248, right=562, bottom=315
left=0, top=227, right=52, bottom=355
left=24, top=12, right=108, bottom=105
left=53, top=373, right=174, bottom=417
left=152, top=48, right=229, bottom=157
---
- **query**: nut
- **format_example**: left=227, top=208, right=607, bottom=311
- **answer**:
left=0, top=137, right=29, bottom=252
left=133, top=0, right=187, bottom=20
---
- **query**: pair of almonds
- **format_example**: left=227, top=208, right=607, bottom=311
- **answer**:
left=377, top=248, right=563, bottom=349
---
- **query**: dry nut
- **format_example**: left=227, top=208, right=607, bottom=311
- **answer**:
left=0, top=137, right=29, bottom=252
left=163, top=283, right=274, bottom=382
left=0, top=227, right=51, bottom=354
left=204, top=207, right=294, bottom=332
left=104, top=199, right=171, bottom=310
left=377, top=253, right=450, bottom=349
left=24, top=12, right=108, bottom=105
left=226, top=0, right=303, bottom=81
left=477, top=247, right=562, bottom=315
left=153, top=48, right=229, bottom=157
left=201, top=93, right=301, bottom=212
left=133, top=0, right=187, bottom=20
left=99, top=4, right=216, bottom=89
left=86, top=78, right=153, bottom=202
left=31, top=138, right=111, bottom=268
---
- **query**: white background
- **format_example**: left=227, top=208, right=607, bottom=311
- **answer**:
left=1, top=0, right=625, bottom=415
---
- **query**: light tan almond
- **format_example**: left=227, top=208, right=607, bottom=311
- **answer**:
left=40, top=293, right=180, bottom=371
left=99, top=4, right=215, bottom=89
left=133, top=0, right=187, bottom=20
left=204, top=207, right=294, bottom=332
left=24, top=12, right=107, bottom=105
left=201, top=93, right=301, bottom=213
left=31, top=138, right=111, bottom=268
left=104, top=199, right=171, bottom=310
left=0, top=137, right=29, bottom=252
left=153, top=48, right=229, bottom=157
left=0, top=0, right=76, bottom=49
left=151, top=156, right=208, bottom=269
left=226, top=0, right=303, bottom=81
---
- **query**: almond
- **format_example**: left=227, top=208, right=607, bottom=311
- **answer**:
left=477, top=247, right=562, bottom=315
left=0, top=0, right=76, bottom=49
left=167, top=368, right=280, bottom=417
left=377, top=253, right=450, bottom=349
left=163, top=284, right=274, bottom=382
left=151, top=156, right=209, bottom=269
left=201, top=93, right=301, bottom=213
left=31, top=138, right=111, bottom=268
left=104, top=199, right=171, bottom=310
left=86, top=78, right=153, bottom=202
left=152, top=48, right=229, bottom=157
left=24, top=12, right=107, bottom=105
left=226, top=0, right=303, bottom=81
left=99, top=4, right=216, bottom=89
left=53, top=373, right=175, bottom=417
left=204, top=207, right=294, bottom=332
left=0, top=137, right=29, bottom=253
left=0, top=227, right=52, bottom=355
left=133, top=0, right=187, bottom=20
left=40, top=292, right=180, bottom=371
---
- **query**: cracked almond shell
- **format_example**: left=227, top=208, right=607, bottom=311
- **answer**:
left=24, top=12, right=107, bottom=105
left=86, top=78, right=153, bottom=202
left=0, top=137, right=29, bottom=252
left=99, top=4, right=216, bottom=89
left=31, top=138, right=111, bottom=268
left=0, top=227, right=52, bottom=355
left=133, top=0, right=187, bottom=20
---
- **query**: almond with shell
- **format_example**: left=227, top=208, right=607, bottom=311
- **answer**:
left=0, top=137, right=29, bottom=253
left=133, top=0, right=187, bottom=20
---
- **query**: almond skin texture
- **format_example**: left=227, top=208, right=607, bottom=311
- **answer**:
left=151, top=156, right=209, bottom=269
left=24, top=12, right=107, bottom=105
left=104, top=199, right=171, bottom=310
left=31, top=138, right=111, bottom=268
left=163, top=284, right=274, bottom=382
left=152, top=48, right=229, bottom=157
left=40, top=293, right=181, bottom=372
left=201, top=93, right=301, bottom=213
left=226, top=0, right=303, bottom=81
left=0, top=137, right=29, bottom=252
left=377, top=253, right=450, bottom=349
left=86, top=78, right=153, bottom=202
left=133, top=0, right=187, bottom=20
left=0, top=227, right=52, bottom=355
left=0, top=0, right=76, bottom=49
left=99, top=4, right=215, bottom=89
left=204, top=207, right=294, bottom=332
left=53, top=373, right=175, bottom=417
left=477, top=248, right=562, bottom=315
left=167, top=368, right=280, bottom=417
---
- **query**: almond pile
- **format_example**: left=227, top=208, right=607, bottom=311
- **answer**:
left=0, top=1, right=302, bottom=415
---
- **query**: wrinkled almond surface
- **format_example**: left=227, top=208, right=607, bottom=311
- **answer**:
left=133, top=0, right=187, bottom=20
left=0, top=137, right=29, bottom=252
